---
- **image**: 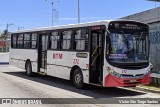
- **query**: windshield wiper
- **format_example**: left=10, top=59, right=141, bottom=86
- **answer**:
left=138, top=32, right=143, bottom=46
left=120, top=31, right=136, bottom=62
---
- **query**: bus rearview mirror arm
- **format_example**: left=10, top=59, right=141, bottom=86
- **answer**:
left=106, top=30, right=110, bottom=35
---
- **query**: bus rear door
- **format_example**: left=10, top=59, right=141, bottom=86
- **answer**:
left=38, top=34, right=49, bottom=73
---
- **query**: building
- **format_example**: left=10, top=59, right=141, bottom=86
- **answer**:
left=121, top=7, right=160, bottom=72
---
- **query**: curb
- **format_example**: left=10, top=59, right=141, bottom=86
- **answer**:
left=132, top=86, right=160, bottom=94
left=0, top=62, right=9, bottom=65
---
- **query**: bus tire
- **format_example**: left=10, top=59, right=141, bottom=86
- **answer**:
left=73, top=68, right=84, bottom=89
left=26, top=61, right=33, bottom=77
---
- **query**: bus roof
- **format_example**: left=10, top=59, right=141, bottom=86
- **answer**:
left=12, top=20, right=147, bottom=34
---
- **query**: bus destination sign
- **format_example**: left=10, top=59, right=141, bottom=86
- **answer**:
left=115, top=23, right=145, bottom=30
left=91, top=26, right=101, bottom=30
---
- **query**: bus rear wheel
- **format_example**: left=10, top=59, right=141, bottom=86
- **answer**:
left=26, top=61, right=33, bottom=77
left=73, top=68, right=84, bottom=89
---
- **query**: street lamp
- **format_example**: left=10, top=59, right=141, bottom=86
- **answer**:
left=45, top=0, right=60, bottom=26
left=52, top=2, right=54, bottom=26
left=51, top=0, right=60, bottom=26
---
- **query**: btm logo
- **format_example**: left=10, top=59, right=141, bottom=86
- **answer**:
left=53, top=53, right=63, bottom=59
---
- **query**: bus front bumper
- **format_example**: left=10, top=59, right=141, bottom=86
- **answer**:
left=104, top=74, right=150, bottom=87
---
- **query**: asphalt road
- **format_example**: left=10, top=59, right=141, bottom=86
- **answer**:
left=0, top=64, right=160, bottom=107
left=0, top=53, right=160, bottom=107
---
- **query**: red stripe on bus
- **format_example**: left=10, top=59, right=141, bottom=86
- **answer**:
left=104, top=74, right=150, bottom=87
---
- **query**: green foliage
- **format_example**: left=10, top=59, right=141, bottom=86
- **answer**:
left=0, top=29, right=8, bottom=39
left=3, top=29, right=8, bottom=35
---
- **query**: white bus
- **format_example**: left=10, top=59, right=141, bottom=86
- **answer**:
left=10, top=20, right=151, bottom=88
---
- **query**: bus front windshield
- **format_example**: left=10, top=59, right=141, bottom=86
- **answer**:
left=107, top=32, right=149, bottom=63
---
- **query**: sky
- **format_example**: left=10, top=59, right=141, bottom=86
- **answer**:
left=0, top=0, right=159, bottom=32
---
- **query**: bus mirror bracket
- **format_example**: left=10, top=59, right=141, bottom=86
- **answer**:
left=106, top=29, right=110, bottom=36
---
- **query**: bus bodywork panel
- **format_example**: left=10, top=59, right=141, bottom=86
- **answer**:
left=47, top=51, right=90, bottom=83
left=104, top=74, right=150, bottom=87
left=9, top=49, right=38, bottom=72
left=102, top=62, right=150, bottom=87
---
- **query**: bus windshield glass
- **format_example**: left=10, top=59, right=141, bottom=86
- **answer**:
left=107, top=32, right=149, bottom=63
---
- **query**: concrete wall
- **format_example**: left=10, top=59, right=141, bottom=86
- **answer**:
left=121, top=7, right=160, bottom=72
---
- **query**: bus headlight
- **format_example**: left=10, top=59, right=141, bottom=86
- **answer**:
left=144, top=65, right=152, bottom=76
left=107, top=67, right=122, bottom=78
left=149, top=64, right=153, bottom=72
left=144, top=72, right=149, bottom=77
left=144, top=70, right=150, bottom=76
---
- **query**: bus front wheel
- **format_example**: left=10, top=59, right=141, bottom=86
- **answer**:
left=26, top=61, right=33, bottom=77
left=73, top=68, right=84, bottom=89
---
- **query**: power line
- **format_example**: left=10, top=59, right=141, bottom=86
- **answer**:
left=6, top=23, right=14, bottom=31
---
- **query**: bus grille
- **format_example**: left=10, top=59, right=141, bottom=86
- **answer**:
left=123, top=79, right=142, bottom=84
left=121, top=74, right=144, bottom=78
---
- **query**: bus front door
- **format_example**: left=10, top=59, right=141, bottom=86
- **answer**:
left=38, top=34, right=48, bottom=73
left=90, top=30, right=104, bottom=84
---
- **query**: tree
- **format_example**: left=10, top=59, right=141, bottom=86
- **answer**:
left=0, top=29, right=8, bottom=39
left=0, top=29, right=8, bottom=52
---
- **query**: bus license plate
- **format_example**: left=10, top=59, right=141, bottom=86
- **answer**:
left=130, top=80, right=137, bottom=82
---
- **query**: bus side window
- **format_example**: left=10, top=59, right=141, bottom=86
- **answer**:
left=74, top=29, right=88, bottom=51
left=50, top=31, right=59, bottom=49
left=12, top=35, right=17, bottom=48
left=17, top=34, right=24, bottom=48
left=62, top=30, right=72, bottom=50
left=31, top=33, right=37, bottom=49
left=24, top=33, right=31, bottom=48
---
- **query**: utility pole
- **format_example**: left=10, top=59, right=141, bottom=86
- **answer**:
left=78, top=0, right=80, bottom=23
left=5, top=23, right=14, bottom=52
left=6, top=23, right=14, bottom=31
